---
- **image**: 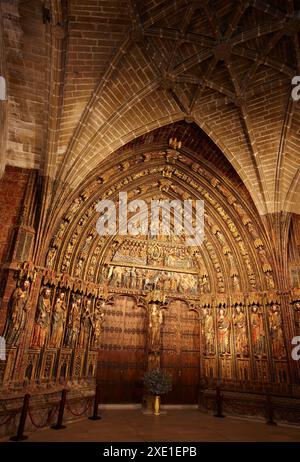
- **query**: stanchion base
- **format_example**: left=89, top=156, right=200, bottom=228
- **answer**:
left=214, top=414, right=225, bottom=418
left=266, top=421, right=277, bottom=426
left=89, top=416, right=102, bottom=420
left=51, top=424, right=66, bottom=430
left=10, top=435, right=28, bottom=441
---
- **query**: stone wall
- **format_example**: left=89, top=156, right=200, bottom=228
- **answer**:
left=0, top=2, right=7, bottom=177
left=0, top=166, right=31, bottom=265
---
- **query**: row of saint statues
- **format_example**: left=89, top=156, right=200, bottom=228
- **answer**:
left=2, top=276, right=297, bottom=363
left=107, top=265, right=207, bottom=294
left=202, top=305, right=286, bottom=359
left=1, top=277, right=166, bottom=356
left=31, top=289, right=105, bottom=349
left=2, top=279, right=105, bottom=350
left=145, top=303, right=287, bottom=361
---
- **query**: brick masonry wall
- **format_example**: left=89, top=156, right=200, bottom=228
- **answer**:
left=3, top=0, right=47, bottom=170
left=0, top=165, right=30, bottom=265
left=0, top=3, right=7, bottom=178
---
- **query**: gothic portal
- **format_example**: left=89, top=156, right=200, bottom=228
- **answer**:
left=0, top=0, right=300, bottom=437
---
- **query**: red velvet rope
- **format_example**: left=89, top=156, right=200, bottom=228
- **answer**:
left=0, top=414, right=14, bottom=427
left=66, top=398, right=93, bottom=417
left=28, top=408, right=49, bottom=429
left=28, top=405, right=58, bottom=429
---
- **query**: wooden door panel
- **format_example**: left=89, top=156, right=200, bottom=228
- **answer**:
left=97, top=296, right=200, bottom=404
left=161, top=301, right=200, bottom=404
left=97, top=296, right=146, bottom=403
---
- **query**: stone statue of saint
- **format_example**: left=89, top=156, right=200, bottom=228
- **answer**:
left=65, top=196, right=82, bottom=221
left=232, top=274, right=240, bottom=292
left=265, top=271, right=275, bottom=289
left=202, top=307, right=215, bottom=355
left=135, top=269, right=142, bottom=290
left=250, top=305, right=266, bottom=358
left=78, top=298, right=93, bottom=348
left=129, top=267, right=136, bottom=289
left=233, top=306, right=248, bottom=357
left=217, top=307, right=231, bottom=355
left=199, top=274, right=210, bottom=294
left=269, top=304, right=286, bottom=359
left=110, top=266, right=122, bottom=287
left=144, top=271, right=152, bottom=290
left=181, top=273, right=195, bottom=295
left=148, top=304, right=163, bottom=353
left=2, top=278, right=31, bottom=347
left=46, top=247, right=57, bottom=268
left=31, top=287, right=52, bottom=348
left=64, top=295, right=81, bottom=348
left=107, top=265, right=114, bottom=284
left=92, top=304, right=105, bottom=347
left=49, top=292, right=67, bottom=348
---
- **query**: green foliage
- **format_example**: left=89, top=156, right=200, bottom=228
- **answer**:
left=143, top=368, right=172, bottom=395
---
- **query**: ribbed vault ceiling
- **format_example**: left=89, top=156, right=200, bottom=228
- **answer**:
left=2, top=0, right=300, bottom=216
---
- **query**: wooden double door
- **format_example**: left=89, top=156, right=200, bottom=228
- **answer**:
left=161, top=300, right=200, bottom=404
left=97, top=296, right=200, bottom=404
left=97, top=296, right=146, bottom=403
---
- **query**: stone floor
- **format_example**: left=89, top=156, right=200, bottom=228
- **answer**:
left=2, top=409, right=300, bottom=442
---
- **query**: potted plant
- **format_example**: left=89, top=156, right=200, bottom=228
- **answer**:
left=143, top=368, right=172, bottom=415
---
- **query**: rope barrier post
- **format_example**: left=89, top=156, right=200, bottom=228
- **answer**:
left=214, top=384, right=225, bottom=418
left=10, top=394, right=30, bottom=441
left=51, top=389, right=67, bottom=430
left=89, top=384, right=101, bottom=421
left=265, top=392, right=277, bottom=426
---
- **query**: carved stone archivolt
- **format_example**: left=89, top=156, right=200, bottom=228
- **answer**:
left=44, top=148, right=275, bottom=298
left=0, top=145, right=296, bottom=396
left=21, top=146, right=287, bottom=391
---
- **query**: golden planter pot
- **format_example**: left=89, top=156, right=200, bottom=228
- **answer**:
left=153, top=395, right=160, bottom=415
